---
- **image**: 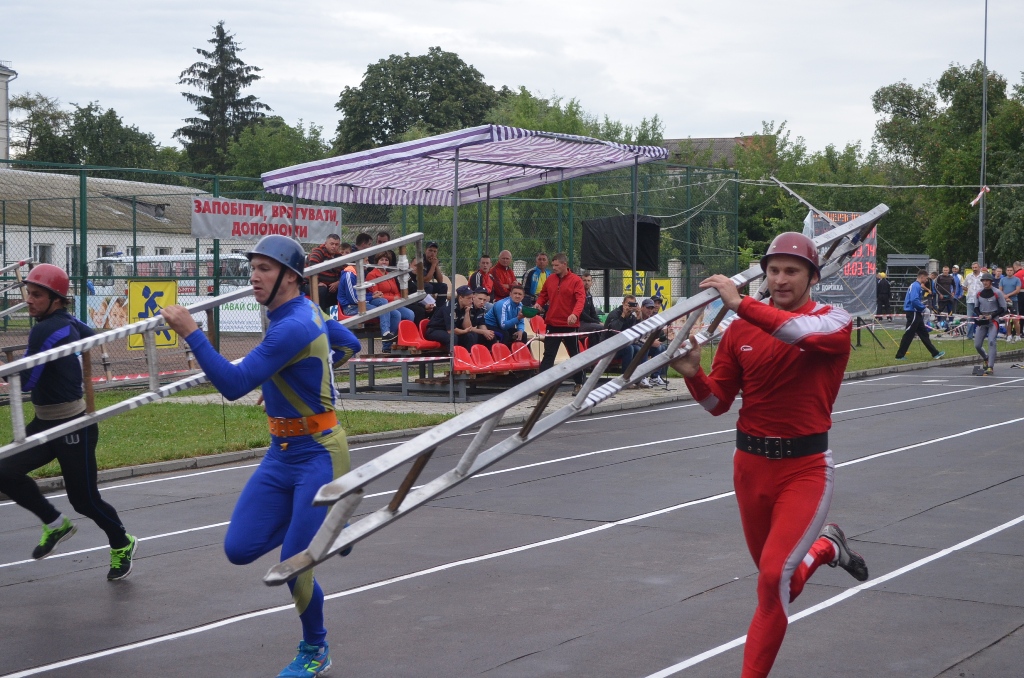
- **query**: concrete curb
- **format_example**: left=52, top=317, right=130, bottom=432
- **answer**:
left=22, top=349, right=1022, bottom=495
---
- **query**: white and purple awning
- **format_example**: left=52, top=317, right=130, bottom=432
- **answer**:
left=261, top=125, right=668, bottom=206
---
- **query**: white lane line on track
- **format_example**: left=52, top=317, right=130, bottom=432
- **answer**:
left=4, top=379, right=1020, bottom=568
left=6, top=415, right=1023, bottom=677
left=0, top=403, right=703, bottom=509
left=4, top=373, right=1006, bottom=510
left=641, top=512, right=1024, bottom=678
left=0, top=522, right=231, bottom=570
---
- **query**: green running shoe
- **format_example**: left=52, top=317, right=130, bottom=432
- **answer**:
left=278, top=641, right=331, bottom=677
left=107, top=534, right=137, bottom=581
left=32, top=517, right=77, bottom=559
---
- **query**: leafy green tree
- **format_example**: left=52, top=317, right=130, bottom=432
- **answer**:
left=8, top=93, right=70, bottom=159
left=334, top=47, right=501, bottom=153
left=175, top=20, right=270, bottom=173
left=228, top=116, right=330, bottom=178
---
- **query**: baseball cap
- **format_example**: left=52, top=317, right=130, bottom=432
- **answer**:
left=641, top=298, right=658, bottom=308
left=425, top=241, right=439, bottom=249
left=456, top=285, right=473, bottom=297
left=473, top=286, right=488, bottom=295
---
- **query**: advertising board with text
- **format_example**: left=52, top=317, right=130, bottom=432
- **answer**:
left=191, top=197, right=340, bottom=243
left=802, top=210, right=877, bottom=317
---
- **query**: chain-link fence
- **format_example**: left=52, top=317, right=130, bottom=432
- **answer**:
left=0, top=159, right=737, bottom=382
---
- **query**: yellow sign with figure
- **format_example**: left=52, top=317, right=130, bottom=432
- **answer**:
left=622, top=271, right=647, bottom=296
left=127, top=280, right=178, bottom=349
left=650, top=278, right=672, bottom=311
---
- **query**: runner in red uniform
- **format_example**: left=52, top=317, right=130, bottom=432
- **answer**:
left=671, top=232, right=869, bottom=678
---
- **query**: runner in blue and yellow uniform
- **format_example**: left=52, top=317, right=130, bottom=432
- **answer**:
left=162, top=235, right=361, bottom=678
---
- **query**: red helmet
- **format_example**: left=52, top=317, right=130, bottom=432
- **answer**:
left=760, top=232, right=820, bottom=275
left=26, top=264, right=70, bottom=299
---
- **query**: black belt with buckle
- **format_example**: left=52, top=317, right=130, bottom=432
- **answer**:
left=736, top=430, right=829, bottom=459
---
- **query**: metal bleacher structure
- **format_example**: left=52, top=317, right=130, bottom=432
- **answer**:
left=263, top=199, right=890, bottom=587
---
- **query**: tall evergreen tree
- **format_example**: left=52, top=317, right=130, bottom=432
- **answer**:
left=175, top=21, right=270, bottom=173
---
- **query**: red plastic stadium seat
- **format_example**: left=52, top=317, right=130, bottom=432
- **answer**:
left=511, top=341, right=539, bottom=369
left=397, top=320, right=441, bottom=350
left=471, top=344, right=505, bottom=373
left=453, top=346, right=477, bottom=373
left=579, top=336, right=589, bottom=351
left=529, top=315, right=547, bottom=336
left=491, top=343, right=521, bottom=370
left=419, top=319, right=431, bottom=339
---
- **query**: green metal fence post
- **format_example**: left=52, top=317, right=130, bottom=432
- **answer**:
left=212, top=177, right=221, bottom=350
left=2, top=200, right=6, bottom=330
left=567, top=179, right=574, bottom=270
left=27, top=200, right=32, bottom=260
left=685, top=166, right=692, bottom=297
left=132, top=196, right=138, bottom=270
left=79, top=171, right=88, bottom=320
left=476, top=202, right=483, bottom=260
left=733, top=170, right=739, bottom=274
left=498, top=199, right=504, bottom=253
left=557, top=182, right=564, bottom=254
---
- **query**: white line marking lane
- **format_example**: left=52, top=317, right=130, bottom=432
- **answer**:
left=641, top=513, right=1024, bottom=678
left=5, top=415, right=1023, bottom=676
left=3, top=378, right=1020, bottom=569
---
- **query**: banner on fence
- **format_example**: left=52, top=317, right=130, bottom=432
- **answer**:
left=177, top=295, right=264, bottom=333
left=191, top=198, right=341, bottom=242
left=622, top=271, right=647, bottom=296
left=650, top=278, right=672, bottom=311
left=803, top=210, right=877, bottom=317
left=127, top=280, right=178, bottom=349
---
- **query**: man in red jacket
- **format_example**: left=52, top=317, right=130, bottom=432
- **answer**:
left=490, top=250, right=518, bottom=301
left=670, top=232, right=868, bottom=678
left=534, top=252, right=586, bottom=394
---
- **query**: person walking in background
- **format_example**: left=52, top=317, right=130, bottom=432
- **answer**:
left=895, top=270, right=945, bottom=361
left=534, top=253, right=586, bottom=396
left=974, top=272, right=1008, bottom=374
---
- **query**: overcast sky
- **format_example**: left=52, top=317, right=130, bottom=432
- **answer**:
left=5, top=0, right=1021, bottom=154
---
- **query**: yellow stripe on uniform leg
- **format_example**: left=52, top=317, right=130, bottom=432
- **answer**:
left=292, top=570, right=314, bottom=615
left=323, top=428, right=351, bottom=479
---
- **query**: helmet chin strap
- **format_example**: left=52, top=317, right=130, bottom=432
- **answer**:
left=264, top=267, right=288, bottom=306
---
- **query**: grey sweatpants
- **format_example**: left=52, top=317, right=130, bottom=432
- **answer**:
left=974, top=321, right=999, bottom=368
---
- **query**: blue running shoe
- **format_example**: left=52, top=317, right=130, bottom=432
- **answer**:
left=278, top=641, right=331, bottom=677
left=933, top=351, right=946, bottom=360
left=895, top=356, right=908, bottom=361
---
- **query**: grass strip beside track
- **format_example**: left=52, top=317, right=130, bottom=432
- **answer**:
left=0, top=390, right=452, bottom=479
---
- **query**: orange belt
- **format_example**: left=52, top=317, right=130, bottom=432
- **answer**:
left=268, top=411, right=338, bottom=438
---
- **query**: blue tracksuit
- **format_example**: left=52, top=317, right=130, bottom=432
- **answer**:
left=184, top=295, right=360, bottom=646
left=903, top=281, right=927, bottom=312
left=484, top=297, right=525, bottom=335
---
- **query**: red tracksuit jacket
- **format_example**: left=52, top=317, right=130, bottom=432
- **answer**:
left=684, top=296, right=852, bottom=437
left=535, top=271, right=586, bottom=327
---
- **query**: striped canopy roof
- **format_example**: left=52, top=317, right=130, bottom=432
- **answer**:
left=261, top=125, right=668, bottom=206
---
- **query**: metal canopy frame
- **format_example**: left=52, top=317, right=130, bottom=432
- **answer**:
left=264, top=195, right=891, bottom=587
left=0, top=233, right=426, bottom=462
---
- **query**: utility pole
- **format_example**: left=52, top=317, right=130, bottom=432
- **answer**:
left=978, top=0, right=989, bottom=266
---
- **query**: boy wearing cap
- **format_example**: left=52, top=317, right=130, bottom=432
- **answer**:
left=0, top=265, right=137, bottom=580
left=425, top=285, right=481, bottom=350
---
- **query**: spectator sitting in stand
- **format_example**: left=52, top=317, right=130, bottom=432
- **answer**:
left=422, top=241, right=447, bottom=299
left=354, top=232, right=373, bottom=251
left=484, top=284, right=526, bottom=346
left=490, top=250, right=518, bottom=301
left=424, top=285, right=484, bottom=350
left=468, top=254, right=495, bottom=300
left=376, top=230, right=390, bottom=245
left=306, top=234, right=343, bottom=313
left=604, top=295, right=642, bottom=385
left=366, top=251, right=415, bottom=327
left=579, top=272, right=605, bottom=342
left=470, top=287, right=496, bottom=345
left=337, top=263, right=401, bottom=353
left=522, top=252, right=551, bottom=306
left=637, top=298, right=672, bottom=387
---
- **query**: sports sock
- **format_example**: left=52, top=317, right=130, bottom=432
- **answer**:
left=47, top=515, right=66, bottom=529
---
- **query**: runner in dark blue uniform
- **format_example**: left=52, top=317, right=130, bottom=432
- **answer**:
left=163, top=235, right=361, bottom=678
left=0, top=264, right=137, bottom=580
